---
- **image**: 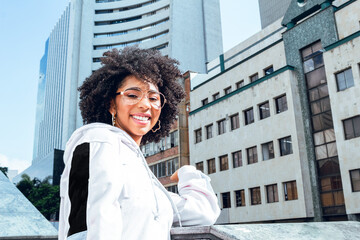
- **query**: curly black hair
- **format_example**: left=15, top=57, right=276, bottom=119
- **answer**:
left=78, top=47, right=185, bottom=143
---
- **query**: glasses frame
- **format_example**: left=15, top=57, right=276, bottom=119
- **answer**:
left=115, top=88, right=167, bottom=109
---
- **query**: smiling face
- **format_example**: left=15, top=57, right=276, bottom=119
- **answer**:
left=109, top=75, right=162, bottom=145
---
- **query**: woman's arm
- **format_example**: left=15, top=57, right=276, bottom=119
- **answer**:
left=65, top=141, right=124, bottom=239
left=170, top=165, right=220, bottom=226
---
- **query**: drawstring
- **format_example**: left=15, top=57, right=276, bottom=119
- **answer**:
left=137, top=149, right=182, bottom=227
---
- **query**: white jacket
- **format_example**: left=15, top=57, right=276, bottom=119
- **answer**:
left=59, top=123, right=220, bottom=240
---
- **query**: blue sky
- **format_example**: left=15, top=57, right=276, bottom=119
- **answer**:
left=0, top=0, right=261, bottom=173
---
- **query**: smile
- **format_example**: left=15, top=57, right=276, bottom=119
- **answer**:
left=132, top=115, right=150, bottom=121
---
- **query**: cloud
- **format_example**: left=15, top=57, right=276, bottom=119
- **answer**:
left=0, top=153, right=31, bottom=173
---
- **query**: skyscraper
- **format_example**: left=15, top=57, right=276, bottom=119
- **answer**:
left=258, top=0, right=291, bottom=29
left=61, top=0, right=223, bottom=147
left=32, top=5, right=70, bottom=163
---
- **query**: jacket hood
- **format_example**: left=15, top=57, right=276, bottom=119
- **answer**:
left=65, top=122, right=140, bottom=155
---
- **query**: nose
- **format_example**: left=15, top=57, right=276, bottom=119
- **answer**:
left=137, top=95, right=151, bottom=109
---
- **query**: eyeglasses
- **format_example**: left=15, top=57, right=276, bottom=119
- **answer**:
left=115, top=88, right=166, bottom=109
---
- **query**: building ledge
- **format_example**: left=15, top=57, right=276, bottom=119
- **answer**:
left=171, top=221, right=360, bottom=239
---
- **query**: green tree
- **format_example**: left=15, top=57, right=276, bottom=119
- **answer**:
left=16, top=174, right=60, bottom=220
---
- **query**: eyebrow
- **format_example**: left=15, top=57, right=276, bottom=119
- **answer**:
left=124, top=87, right=160, bottom=94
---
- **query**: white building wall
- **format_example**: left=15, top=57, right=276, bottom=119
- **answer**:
left=323, top=36, right=360, bottom=215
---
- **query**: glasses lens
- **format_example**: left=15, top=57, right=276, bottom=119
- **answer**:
left=122, top=89, right=166, bottom=109
left=123, top=89, right=142, bottom=105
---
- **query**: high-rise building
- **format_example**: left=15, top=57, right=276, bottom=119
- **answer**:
left=14, top=4, right=71, bottom=182
left=33, top=5, right=70, bottom=163
left=258, top=0, right=291, bottom=29
left=188, top=0, right=360, bottom=223
left=61, top=0, right=223, bottom=147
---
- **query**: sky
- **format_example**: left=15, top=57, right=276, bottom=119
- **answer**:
left=0, top=0, right=261, bottom=174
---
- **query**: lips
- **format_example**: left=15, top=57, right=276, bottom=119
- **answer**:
left=131, top=113, right=151, bottom=124
left=132, top=115, right=150, bottom=121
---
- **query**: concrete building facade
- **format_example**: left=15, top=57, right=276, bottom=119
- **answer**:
left=189, top=0, right=360, bottom=223
left=62, top=0, right=223, bottom=148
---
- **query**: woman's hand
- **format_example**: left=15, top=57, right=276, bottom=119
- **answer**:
left=170, top=169, right=179, bottom=182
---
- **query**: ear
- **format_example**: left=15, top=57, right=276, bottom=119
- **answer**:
left=109, top=99, right=116, bottom=115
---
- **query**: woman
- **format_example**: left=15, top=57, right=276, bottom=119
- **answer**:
left=59, top=47, right=220, bottom=240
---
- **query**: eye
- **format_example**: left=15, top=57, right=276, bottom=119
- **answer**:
left=124, top=90, right=141, bottom=99
left=148, top=93, right=160, bottom=102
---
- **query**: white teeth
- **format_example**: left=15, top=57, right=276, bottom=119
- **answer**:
left=133, top=115, right=149, bottom=121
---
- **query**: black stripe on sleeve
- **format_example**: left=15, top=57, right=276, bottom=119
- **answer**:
left=68, top=142, right=90, bottom=237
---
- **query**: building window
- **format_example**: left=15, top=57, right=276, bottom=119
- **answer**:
left=232, top=150, right=242, bottom=168
left=259, top=101, right=270, bottom=120
left=230, top=114, right=240, bottom=130
left=166, top=185, right=178, bottom=194
left=336, top=68, right=354, bottom=91
left=195, top=128, right=202, bottom=143
left=217, top=119, right=226, bottom=135
left=207, top=158, right=216, bottom=174
left=166, top=158, right=179, bottom=176
left=221, top=192, right=231, bottom=208
left=196, top=162, right=204, bottom=173
left=236, top=80, right=244, bottom=89
left=247, top=146, right=258, bottom=164
left=250, top=73, right=259, bottom=82
left=213, top=92, right=220, bottom=100
left=343, top=116, right=360, bottom=140
left=279, top=136, right=293, bottom=156
left=224, top=86, right=232, bottom=95
left=202, top=98, right=209, bottom=106
left=250, top=187, right=261, bottom=205
left=205, top=124, right=213, bottom=139
left=266, top=184, right=279, bottom=203
left=264, top=65, right=274, bottom=75
left=262, top=141, right=274, bottom=160
left=158, top=161, right=166, bottom=178
left=350, top=169, right=360, bottom=192
left=275, top=95, right=288, bottom=113
left=244, top=108, right=254, bottom=125
left=235, top=189, right=245, bottom=207
left=219, top=155, right=229, bottom=171
left=284, top=181, right=298, bottom=201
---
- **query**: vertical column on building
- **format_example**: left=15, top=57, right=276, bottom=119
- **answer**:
left=300, top=41, right=346, bottom=218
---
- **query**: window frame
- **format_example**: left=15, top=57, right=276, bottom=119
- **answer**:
left=219, top=154, right=229, bottom=171
left=247, top=146, right=258, bottom=164
left=194, top=128, right=202, bottom=144
left=266, top=184, right=279, bottom=203
left=264, top=65, right=274, bottom=75
left=250, top=187, right=261, bottom=205
left=262, top=141, right=275, bottom=160
left=350, top=169, right=360, bottom=192
left=202, top=98, right=209, bottom=106
left=343, top=115, right=360, bottom=140
left=224, top=86, right=232, bottom=95
left=250, top=73, right=259, bottom=83
left=213, top=92, right=220, bottom=101
left=283, top=180, right=298, bottom=201
left=217, top=119, right=226, bottom=135
left=244, top=107, right=254, bottom=125
left=259, top=101, right=270, bottom=120
left=207, top=158, right=216, bottom=174
left=279, top=136, right=293, bottom=156
left=275, top=94, right=288, bottom=114
left=232, top=150, right=242, bottom=168
left=235, top=189, right=246, bottom=207
left=221, top=192, right=231, bottom=209
left=335, top=67, right=354, bottom=92
left=205, top=124, right=213, bottom=139
left=230, top=113, right=240, bottom=130
left=236, top=80, right=244, bottom=89
left=196, top=161, right=204, bottom=173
